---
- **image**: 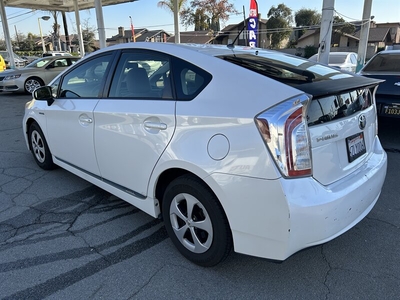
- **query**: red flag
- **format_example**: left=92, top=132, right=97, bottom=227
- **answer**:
left=129, top=16, right=136, bottom=42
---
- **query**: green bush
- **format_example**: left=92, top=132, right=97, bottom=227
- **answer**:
left=304, top=45, right=318, bottom=58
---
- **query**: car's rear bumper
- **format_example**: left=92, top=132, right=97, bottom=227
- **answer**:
left=209, top=136, right=387, bottom=260
left=375, top=95, right=400, bottom=117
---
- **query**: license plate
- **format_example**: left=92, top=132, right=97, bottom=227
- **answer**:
left=346, top=132, right=366, bottom=163
left=384, top=106, right=400, bottom=116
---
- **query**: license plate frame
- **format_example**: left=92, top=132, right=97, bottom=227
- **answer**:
left=383, top=106, right=400, bottom=116
left=346, top=132, right=366, bottom=163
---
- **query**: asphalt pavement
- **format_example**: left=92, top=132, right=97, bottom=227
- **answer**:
left=0, top=93, right=399, bottom=300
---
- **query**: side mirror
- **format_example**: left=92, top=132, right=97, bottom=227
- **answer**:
left=33, top=86, right=54, bottom=106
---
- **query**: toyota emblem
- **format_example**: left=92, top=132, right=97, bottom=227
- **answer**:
left=358, top=114, right=366, bottom=130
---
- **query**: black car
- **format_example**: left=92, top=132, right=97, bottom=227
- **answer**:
left=359, top=50, right=400, bottom=118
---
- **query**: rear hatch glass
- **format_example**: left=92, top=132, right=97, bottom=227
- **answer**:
left=218, top=52, right=381, bottom=185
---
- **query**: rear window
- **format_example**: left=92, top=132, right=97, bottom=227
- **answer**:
left=363, top=53, right=400, bottom=72
left=307, top=88, right=372, bottom=126
left=218, top=53, right=352, bottom=85
left=328, top=55, right=347, bottom=64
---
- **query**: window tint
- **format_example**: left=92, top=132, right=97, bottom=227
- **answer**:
left=307, top=89, right=372, bottom=126
left=328, top=55, right=347, bottom=64
left=362, top=53, right=400, bottom=72
left=59, top=54, right=112, bottom=98
left=52, top=59, right=68, bottom=68
left=109, top=51, right=170, bottom=99
left=172, top=57, right=212, bottom=100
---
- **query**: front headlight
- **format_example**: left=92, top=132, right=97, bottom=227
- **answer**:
left=4, top=74, right=21, bottom=80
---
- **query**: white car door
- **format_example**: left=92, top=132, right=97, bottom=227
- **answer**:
left=94, top=51, right=175, bottom=197
left=45, top=53, right=114, bottom=176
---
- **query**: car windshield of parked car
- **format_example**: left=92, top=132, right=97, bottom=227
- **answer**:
left=218, top=53, right=352, bottom=84
left=0, top=51, right=23, bottom=61
left=362, top=53, right=400, bottom=72
left=26, top=58, right=55, bottom=68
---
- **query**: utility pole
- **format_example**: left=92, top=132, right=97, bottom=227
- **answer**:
left=318, top=0, right=335, bottom=65
left=356, top=0, right=373, bottom=72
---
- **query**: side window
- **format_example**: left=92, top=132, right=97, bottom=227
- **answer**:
left=59, top=54, right=112, bottom=98
left=109, top=51, right=170, bottom=99
left=53, top=59, right=67, bottom=68
left=172, top=58, right=212, bottom=100
left=350, top=54, right=357, bottom=64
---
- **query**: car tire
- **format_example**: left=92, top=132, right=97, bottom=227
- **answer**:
left=162, top=175, right=232, bottom=267
left=24, top=77, right=44, bottom=94
left=28, top=122, right=56, bottom=170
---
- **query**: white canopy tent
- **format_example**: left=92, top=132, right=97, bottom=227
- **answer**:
left=0, top=0, right=141, bottom=68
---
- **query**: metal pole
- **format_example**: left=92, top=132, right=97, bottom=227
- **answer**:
left=95, top=0, right=106, bottom=49
left=0, top=0, right=16, bottom=69
left=38, top=18, right=46, bottom=54
left=73, top=0, right=85, bottom=56
left=356, top=0, right=373, bottom=72
left=318, top=0, right=335, bottom=65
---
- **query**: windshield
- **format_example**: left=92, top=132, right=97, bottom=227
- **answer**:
left=362, top=53, right=400, bottom=72
left=0, top=51, right=23, bottom=61
left=26, top=58, right=54, bottom=68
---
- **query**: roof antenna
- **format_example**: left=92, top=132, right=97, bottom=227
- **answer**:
left=227, top=24, right=246, bottom=50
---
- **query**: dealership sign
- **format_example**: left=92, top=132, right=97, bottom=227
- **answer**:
left=248, top=0, right=258, bottom=47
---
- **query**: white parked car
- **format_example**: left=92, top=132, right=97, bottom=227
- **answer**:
left=309, top=52, right=358, bottom=72
left=23, top=43, right=387, bottom=266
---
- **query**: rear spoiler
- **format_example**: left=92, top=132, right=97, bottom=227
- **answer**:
left=292, top=76, right=384, bottom=98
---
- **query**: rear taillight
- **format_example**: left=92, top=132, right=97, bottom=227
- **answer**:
left=256, top=94, right=312, bottom=178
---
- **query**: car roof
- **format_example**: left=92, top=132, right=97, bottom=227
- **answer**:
left=375, top=50, right=400, bottom=55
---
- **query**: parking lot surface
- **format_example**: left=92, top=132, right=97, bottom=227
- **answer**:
left=1, top=93, right=399, bottom=299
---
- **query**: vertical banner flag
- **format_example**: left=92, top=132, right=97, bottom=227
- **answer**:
left=129, top=16, right=136, bottom=42
left=247, top=0, right=258, bottom=47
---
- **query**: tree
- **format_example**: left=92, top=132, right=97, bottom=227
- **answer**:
left=294, top=8, right=321, bottom=39
left=266, top=4, right=293, bottom=49
left=50, top=11, right=62, bottom=51
left=81, top=19, right=97, bottom=52
left=180, top=0, right=237, bottom=32
left=157, top=0, right=187, bottom=13
left=295, top=8, right=321, bottom=27
left=333, top=16, right=355, bottom=35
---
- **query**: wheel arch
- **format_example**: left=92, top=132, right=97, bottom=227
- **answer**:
left=153, top=167, right=232, bottom=232
left=25, top=117, right=37, bottom=151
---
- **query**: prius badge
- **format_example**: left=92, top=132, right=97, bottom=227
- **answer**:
left=358, top=114, right=366, bottom=130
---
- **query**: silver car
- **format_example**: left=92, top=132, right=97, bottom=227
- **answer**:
left=0, top=50, right=26, bottom=68
left=0, top=56, right=80, bottom=94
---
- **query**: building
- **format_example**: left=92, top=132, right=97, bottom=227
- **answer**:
left=106, top=27, right=171, bottom=45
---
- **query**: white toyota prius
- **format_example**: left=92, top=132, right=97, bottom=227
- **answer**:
left=23, top=43, right=387, bottom=267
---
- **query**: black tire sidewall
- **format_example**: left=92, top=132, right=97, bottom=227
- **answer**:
left=28, top=122, right=55, bottom=170
left=162, top=175, right=232, bottom=267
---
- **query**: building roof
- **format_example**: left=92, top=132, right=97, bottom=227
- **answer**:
left=297, top=26, right=392, bottom=44
left=168, top=31, right=214, bottom=44
left=297, top=29, right=319, bottom=42
left=353, top=27, right=392, bottom=42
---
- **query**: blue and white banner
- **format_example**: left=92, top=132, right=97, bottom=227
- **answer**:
left=247, top=0, right=258, bottom=48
